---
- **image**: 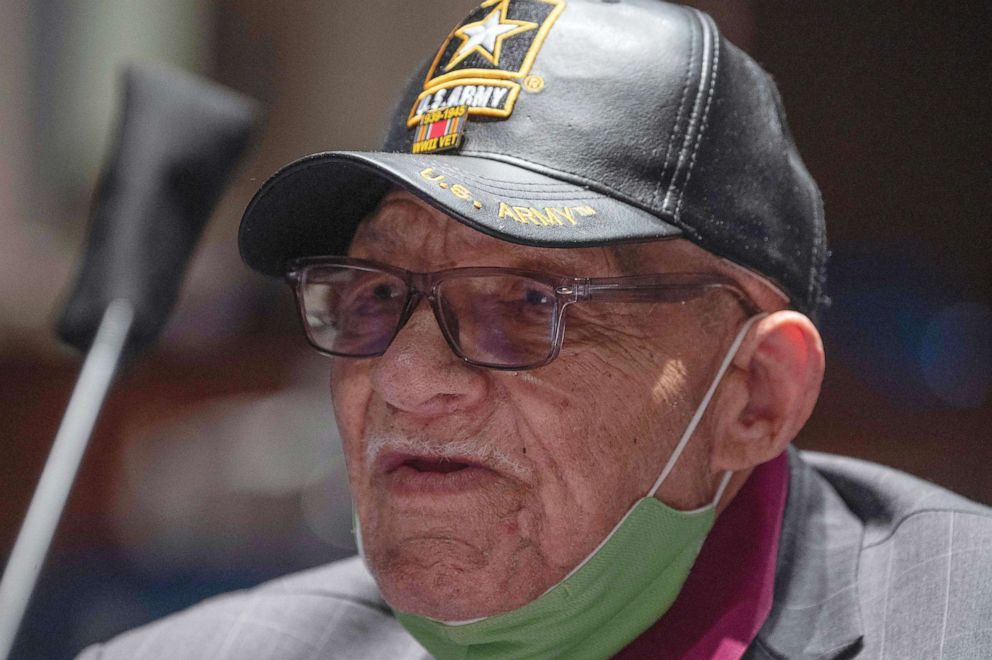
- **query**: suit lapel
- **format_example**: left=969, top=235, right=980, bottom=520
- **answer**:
left=747, top=449, right=865, bottom=659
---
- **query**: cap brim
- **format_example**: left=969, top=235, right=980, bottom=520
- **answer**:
left=239, top=151, right=682, bottom=276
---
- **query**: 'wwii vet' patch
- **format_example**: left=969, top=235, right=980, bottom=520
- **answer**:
left=413, top=106, right=468, bottom=154
left=407, top=0, right=565, bottom=143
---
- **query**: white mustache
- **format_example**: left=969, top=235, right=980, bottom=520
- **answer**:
left=365, top=433, right=528, bottom=478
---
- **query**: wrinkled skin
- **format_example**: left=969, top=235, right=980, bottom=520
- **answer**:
left=330, top=191, right=759, bottom=620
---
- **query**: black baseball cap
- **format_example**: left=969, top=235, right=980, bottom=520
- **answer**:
left=239, top=0, right=828, bottom=316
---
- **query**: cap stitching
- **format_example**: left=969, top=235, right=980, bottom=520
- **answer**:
left=662, top=9, right=711, bottom=216
left=467, top=180, right=577, bottom=190
left=460, top=177, right=578, bottom=190
left=462, top=182, right=605, bottom=201
left=650, top=11, right=696, bottom=210
left=466, top=189, right=605, bottom=202
left=436, top=171, right=579, bottom=191
left=676, top=12, right=720, bottom=219
left=807, top=188, right=828, bottom=311
left=412, top=157, right=583, bottom=190
left=417, top=164, right=607, bottom=198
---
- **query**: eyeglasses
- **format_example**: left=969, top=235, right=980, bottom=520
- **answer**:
left=285, top=257, right=759, bottom=370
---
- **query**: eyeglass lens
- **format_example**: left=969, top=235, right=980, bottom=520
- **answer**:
left=299, top=266, right=559, bottom=367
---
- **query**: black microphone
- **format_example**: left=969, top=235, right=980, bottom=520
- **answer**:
left=57, top=62, right=260, bottom=355
left=0, top=63, right=261, bottom=660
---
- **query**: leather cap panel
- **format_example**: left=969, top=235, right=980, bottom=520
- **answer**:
left=242, top=0, right=828, bottom=315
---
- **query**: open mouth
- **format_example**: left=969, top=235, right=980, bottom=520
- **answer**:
left=403, top=457, right=473, bottom=473
left=379, top=451, right=486, bottom=474
left=377, top=452, right=498, bottom=497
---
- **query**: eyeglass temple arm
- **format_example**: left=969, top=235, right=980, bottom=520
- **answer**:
left=572, top=277, right=760, bottom=315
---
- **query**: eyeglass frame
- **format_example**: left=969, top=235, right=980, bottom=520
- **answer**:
left=284, top=256, right=761, bottom=370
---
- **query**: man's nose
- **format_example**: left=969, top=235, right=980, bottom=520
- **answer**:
left=369, top=304, right=488, bottom=417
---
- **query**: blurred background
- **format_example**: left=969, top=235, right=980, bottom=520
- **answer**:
left=0, top=0, right=989, bottom=657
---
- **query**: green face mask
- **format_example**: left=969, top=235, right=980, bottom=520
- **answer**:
left=366, top=317, right=760, bottom=660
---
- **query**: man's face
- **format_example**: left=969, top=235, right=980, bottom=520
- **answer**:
left=330, top=191, right=743, bottom=620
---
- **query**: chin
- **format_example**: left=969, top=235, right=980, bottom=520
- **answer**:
left=370, top=547, right=541, bottom=620
left=376, top=563, right=497, bottom=620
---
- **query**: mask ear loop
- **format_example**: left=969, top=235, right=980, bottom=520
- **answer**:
left=648, top=314, right=767, bottom=506
left=354, top=509, right=369, bottom=566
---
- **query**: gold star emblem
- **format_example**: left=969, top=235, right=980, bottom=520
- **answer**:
left=445, top=0, right=539, bottom=71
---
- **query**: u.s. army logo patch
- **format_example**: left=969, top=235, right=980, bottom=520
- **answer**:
left=407, top=0, right=565, bottom=133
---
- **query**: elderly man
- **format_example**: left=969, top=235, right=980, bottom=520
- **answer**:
left=81, top=1, right=991, bottom=658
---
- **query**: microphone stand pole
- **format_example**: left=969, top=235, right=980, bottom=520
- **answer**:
left=0, top=300, right=134, bottom=660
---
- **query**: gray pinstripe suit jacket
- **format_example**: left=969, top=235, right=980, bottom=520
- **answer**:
left=78, top=451, right=992, bottom=659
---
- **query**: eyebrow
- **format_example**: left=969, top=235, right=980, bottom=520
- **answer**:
left=500, top=252, right=594, bottom=275
left=350, top=217, right=406, bottom=255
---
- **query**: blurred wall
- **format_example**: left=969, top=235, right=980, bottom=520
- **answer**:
left=0, top=1, right=989, bottom=657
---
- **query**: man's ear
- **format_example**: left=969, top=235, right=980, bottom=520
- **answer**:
left=710, top=312, right=825, bottom=472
